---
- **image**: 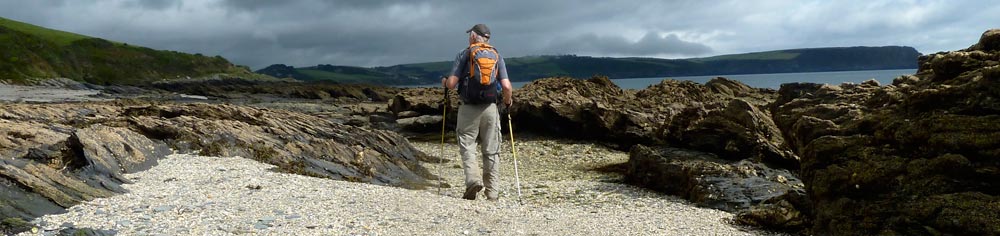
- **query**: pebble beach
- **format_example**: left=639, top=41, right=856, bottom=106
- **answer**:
left=21, top=137, right=782, bottom=235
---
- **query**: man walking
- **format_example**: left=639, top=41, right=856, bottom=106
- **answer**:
left=441, top=23, right=514, bottom=200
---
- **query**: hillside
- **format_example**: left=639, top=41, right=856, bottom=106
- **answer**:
left=0, top=17, right=260, bottom=85
left=258, top=46, right=921, bottom=85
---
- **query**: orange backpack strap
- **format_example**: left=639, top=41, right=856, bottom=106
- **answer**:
left=467, top=43, right=498, bottom=85
left=467, top=43, right=494, bottom=79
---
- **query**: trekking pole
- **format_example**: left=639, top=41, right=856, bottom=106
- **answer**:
left=507, top=111, right=523, bottom=205
left=437, top=86, right=449, bottom=195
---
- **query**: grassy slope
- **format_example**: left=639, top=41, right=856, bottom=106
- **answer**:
left=0, top=17, right=262, bottom=85
left=297, top=69, right=386, bottom=84
left=0, top=17, right=89, bottom=46
left=689, top=51, right=800, bottom=62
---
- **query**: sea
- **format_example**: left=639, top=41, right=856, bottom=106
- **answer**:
left=401, top=69, right=917, bottom=90
left=509, top=69, right=917, bottom=90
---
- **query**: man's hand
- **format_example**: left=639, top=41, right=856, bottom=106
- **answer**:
left=441, top=77, right=447, bottom=88
left=500, top=79, right=513, bottom=109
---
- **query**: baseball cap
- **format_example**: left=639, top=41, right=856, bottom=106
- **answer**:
left=466, top=24, right=490, bottom=38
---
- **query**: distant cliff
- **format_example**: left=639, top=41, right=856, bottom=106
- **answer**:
left=259, top=46, right=921, bottom=85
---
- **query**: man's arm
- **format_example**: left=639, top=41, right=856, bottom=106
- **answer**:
left=501, top=79, right=513, bottom=107
left=442, top=50, right=467, bottom=89
left=497, top=56, right=512, bottom=107
left=443, top=75, right=459, bottom=89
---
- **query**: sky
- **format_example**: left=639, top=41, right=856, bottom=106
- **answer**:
left=0, top=0, right=996, bottom=70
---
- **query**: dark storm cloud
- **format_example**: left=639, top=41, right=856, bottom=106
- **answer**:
left=121, top=0, right=180, bottom=10
left=0, top=0, right=997, bottom=69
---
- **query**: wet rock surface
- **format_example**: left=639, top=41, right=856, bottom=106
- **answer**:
left=0, top=101, right=435, bottom=226
left=735, top=189, right=811, bottom=232
left=770, top=29, right=1000, bottom=235
left=625, top=145, right=804, bottom=213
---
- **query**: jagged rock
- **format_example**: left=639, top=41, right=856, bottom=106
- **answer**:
left=396, top=115, right=443, bottom=132
left=0, top=124, right=167, bottom=220
left=770, top=29, right=1000, bottom=235
left=972, top=28, right=1000, bottom=51
left=151, top=79, right=399, bottom=102
left=706, top=76, right=755, bottom=97
left=664, top=98, right=799, bottom=168
left=735, top=189, right=811, bottom=233
left=625, top=144, right=804, bottom=212
left=396, top=111, right=421, bottom=119
left=512, top=76, right=644, bottom=144
left=73, top=125, right=171, bottom=189
left=0, top=101, right=435, bottom=223
left=388, top=88, right=456, bottom=117
left=513, top=76, right=796, bottom=166
left=31, top=78, right=90, bottom=90
left=123, top=103, right=435, bottom=187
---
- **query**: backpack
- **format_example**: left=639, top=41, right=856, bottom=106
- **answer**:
left=459, top=43, right=500, bottom=104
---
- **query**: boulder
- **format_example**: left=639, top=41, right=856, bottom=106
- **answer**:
left=664, top=98, right=799, bottom=168
left=972, top=28, right=1000, bottom=52
left=388, top=88, right=456, bottom=116
left=625, top=144, right=803, bottom=212
left=735, top=189, right=811, bottom=233
left=512, top=76, right=647, bottom=144
left=706, top=77, right=755, bottom=97
left=396, top=115, right=444, bottom=133
left=514, top=76, right=795, bottom=167
left=396, top=110, right=421, bottom=119
left=769, top=29, right=1000, bottom=235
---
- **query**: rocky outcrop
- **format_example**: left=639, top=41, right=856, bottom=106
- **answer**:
left=150, top=79, right=399, bottom=102
left=735, top=189, right=811, bottom=232
left=395, top=115, right=444, bottom=133
left=387, top=88, right=463, bottom=133
left=73, top=125, right=172, bottom=191
left=770, top=29, right=1000, bottom=235
left=388, top=88, right=455, bottom=116
left=512, top=76, right=798, bottom=167
left=511, top=76, right=644, bottom=144
left=0, top=102, right=435, bottom=222
left=625, top=145, right=804, bottom=212
left=0, top=117, right=169, bottom=220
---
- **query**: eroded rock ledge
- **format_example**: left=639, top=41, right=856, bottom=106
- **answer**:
left=0, top=102, right=435, bottom=222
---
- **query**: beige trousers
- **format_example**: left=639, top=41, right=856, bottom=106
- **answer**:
left=456, top=103, right=501, bottom=199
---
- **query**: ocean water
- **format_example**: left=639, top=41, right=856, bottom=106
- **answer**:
left=508, top=69, right=917, bottom=89
left=405, top=69, right=918, bottom=90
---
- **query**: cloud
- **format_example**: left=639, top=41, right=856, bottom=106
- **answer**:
left=540, top=32, right=712, bottom=56
left=0, top=0, right=997, bottom=69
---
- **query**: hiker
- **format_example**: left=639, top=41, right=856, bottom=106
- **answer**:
left=441, top=23, right=514, bottom=200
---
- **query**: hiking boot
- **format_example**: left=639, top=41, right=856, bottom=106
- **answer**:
left=463, top=184, right=483, bottom=200
left=485, top=190, right=499, bottom=201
